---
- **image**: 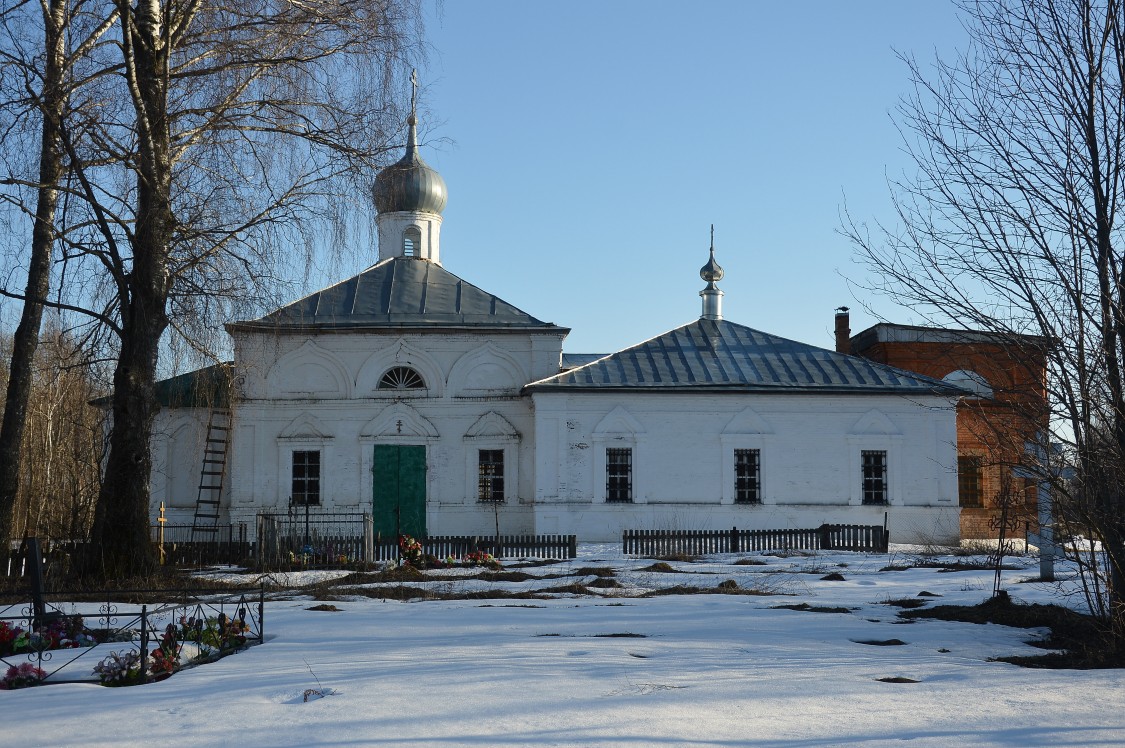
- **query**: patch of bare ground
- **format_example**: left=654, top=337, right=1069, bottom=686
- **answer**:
left=881, top=598, right=929, bottom=609
left=913, top=561, right=1021, bottom=572
left=641, top=584, right=775, bottom=598
left=772, top=602, right=853, bottom=614
left=877, top=676, right=918, bottom=683
left=505, top=558, right=566, bottom=569
left=574, top=567, right=616, bottom=578
left=639, top=562, right=676, bottom=573
left=900, top=591, right=1123, bottom=669
left=854, top=639, right=907, bottom=646
left=733, top=558, right=767, bottom=566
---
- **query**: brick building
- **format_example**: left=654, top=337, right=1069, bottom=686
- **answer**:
left=836, top=310, right=1048, bottom=540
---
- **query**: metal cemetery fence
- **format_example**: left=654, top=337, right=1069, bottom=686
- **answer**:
left=369, top=534, right=578, bottom=561
left=0, top=588, right=264, bottom=687
left=622, top=524, right=889, bottom=556
left=151, top=523, right=251, bottom=566
left=255, top=510, right=576, bottom=564
left=256, top=512, right=374, bottom=566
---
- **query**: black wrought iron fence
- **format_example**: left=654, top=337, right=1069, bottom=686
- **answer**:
left=256, top=511, right=373, bottom=566
left=0, top=588, right=264, bottom=688
left=370, top=534, right=578, bottom=561
left=622, top=524, right=889, bottom=556
left=150, top=524, right=251, bottom=566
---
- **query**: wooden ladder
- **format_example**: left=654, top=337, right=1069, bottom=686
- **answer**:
left=191, top=408, right=231, bottom=542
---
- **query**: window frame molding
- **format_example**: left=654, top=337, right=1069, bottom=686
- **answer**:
left=591, top=407, right=645, bottom=504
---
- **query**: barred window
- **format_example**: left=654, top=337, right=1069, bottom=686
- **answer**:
left=958, top=456, right=983, bottom=507
left=292, top=450, right=321, bottom=506
left=606, top=448, right=632, bottom=503
left=478, top=449, right=505, bottom=503
left=735, top=449, right=761, bottom=504
left=862, top=450, right=887, bottom=505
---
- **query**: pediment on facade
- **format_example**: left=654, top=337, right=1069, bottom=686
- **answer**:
left=267, top=340, right=350, bottom=398
left=463, top=411, right=521, bottom=441
left=356, top=339, right=444, bottom=397
left=593, top=406, right=645, bottom=436
left=448, top=344, right=525, bottom=395
left=278, top=412, right=334, bottom=440
left=850, top=409, right=900, bottom=436
left=360, top=401, right=439, bottom=439
left=722, top=406, right=773, bottom=435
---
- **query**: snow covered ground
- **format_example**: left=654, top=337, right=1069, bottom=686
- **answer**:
left=3, top=545, right=1124, bottom=747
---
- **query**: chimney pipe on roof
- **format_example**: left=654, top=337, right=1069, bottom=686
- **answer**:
left=835, top=306, right=851, bottom=354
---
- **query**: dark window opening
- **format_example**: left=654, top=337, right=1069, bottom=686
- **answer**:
left=403, top=227, right=421, bottom=257
left=862, top=450, right=887, bottom=505
left=478, top=449, right=505, bottom=503
left=735, top=448, right=761, bottom=504
left=606, top=448, right=633, bottom=503
left=959, top=456, right=984, bottom=507
left=292, top=450, right=321, bottom=506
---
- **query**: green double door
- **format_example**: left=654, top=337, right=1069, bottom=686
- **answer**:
left=372, top=445, right=427, bottom=539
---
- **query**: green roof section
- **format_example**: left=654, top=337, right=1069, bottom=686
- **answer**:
left=154, top=363, right=233, bottom=409
left=229, top=257, right=565, bottom=333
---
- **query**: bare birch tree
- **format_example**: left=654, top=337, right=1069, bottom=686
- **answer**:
left=73, top=0, right=423, bottom=578
left=2, top=0, right=422, bottom=577
left=0, top=1, right=116, bottom=548
left=844, top=0, right=1125, bottom=648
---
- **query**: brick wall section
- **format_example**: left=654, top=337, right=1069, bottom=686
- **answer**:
left=853, top=336, right=1047, bottom=540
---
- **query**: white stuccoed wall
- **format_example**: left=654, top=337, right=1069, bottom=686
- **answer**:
left=528, top=391, right=961, bottom=545
left=153, top=330, right=961, bottom=546
left=217, top=327, right=566, bottom=537
left=151, top=408, right=217, bottom=525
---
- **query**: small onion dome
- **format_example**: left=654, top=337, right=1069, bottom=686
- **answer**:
left=373, top=116, right=448, bottom=215
left=700, top=246, right=724, bottom=283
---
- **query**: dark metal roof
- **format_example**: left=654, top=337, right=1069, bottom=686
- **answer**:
left=527, top=319, right=967, bottom=395
left=229, top=257, right=564, bottom=333
left=561, top=353, right=609, bottom=371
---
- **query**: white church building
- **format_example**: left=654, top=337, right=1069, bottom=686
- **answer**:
left=150, top=109, right=966, bottom=545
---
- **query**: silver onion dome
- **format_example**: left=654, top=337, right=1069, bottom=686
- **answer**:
left=373, top=115, right=448, bottom=215
left=700, top=246, right=723, bottom=283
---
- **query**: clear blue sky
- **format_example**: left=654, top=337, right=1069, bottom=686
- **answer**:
left=386, top=0, right=970, bottom=355
left=0, top=2, right=974, bottom=366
